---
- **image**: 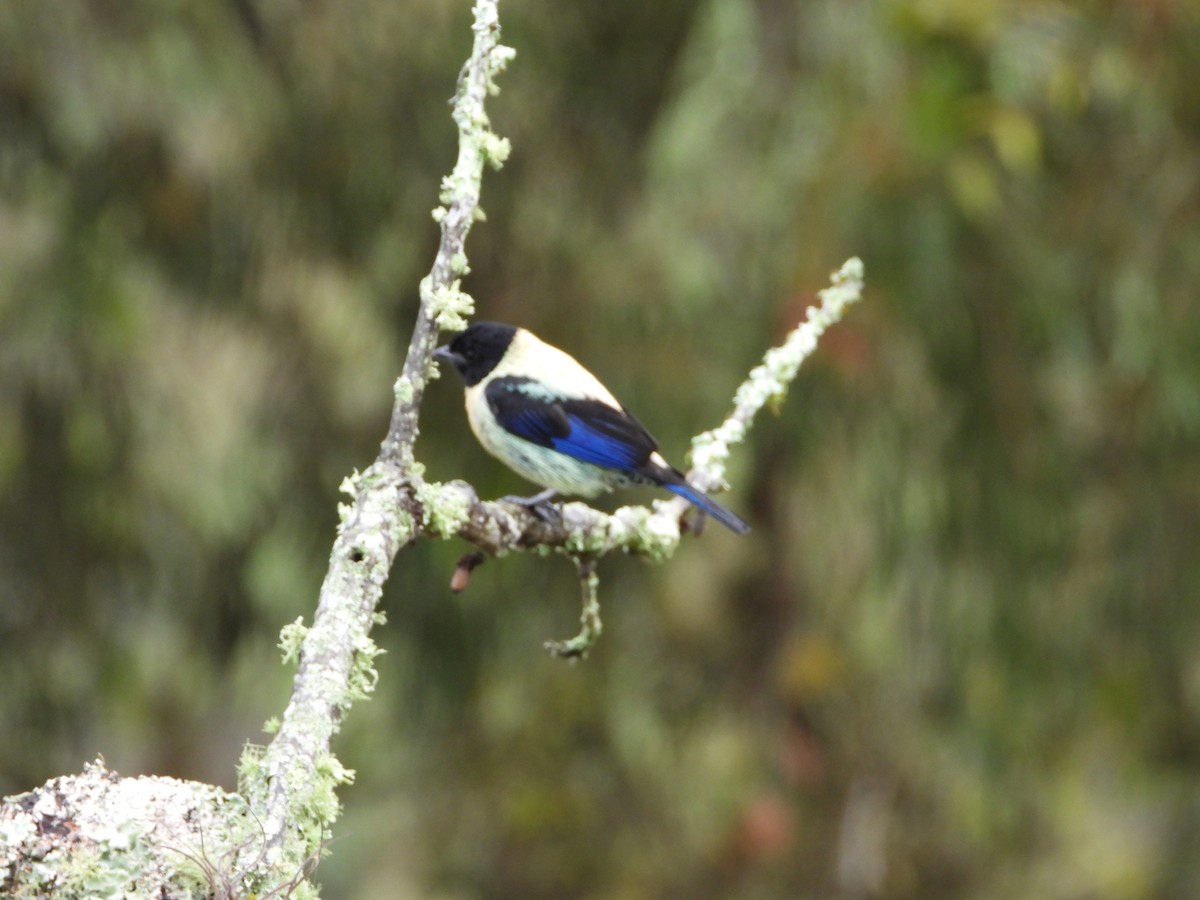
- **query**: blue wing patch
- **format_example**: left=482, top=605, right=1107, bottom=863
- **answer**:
left=486, top=377, right=657, bottom=473
left=551, top=414, right=646, bottom=469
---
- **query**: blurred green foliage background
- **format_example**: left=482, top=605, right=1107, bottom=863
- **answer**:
left=3, top=0, right=1199, bottom=896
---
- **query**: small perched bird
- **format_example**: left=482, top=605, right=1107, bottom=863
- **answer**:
left=434, top=321, right=750, bottom=535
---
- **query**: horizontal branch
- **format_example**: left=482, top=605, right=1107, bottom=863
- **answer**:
left=413, top=257, right=866, bottom=562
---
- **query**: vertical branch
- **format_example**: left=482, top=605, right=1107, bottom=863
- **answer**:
left=247, top=0, right=514, bottom=875
left=380, top=1, right=515, bottom=464
left=544, top=557, right=602, bottom=658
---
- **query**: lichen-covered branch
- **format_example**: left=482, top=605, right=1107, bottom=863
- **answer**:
left=380, top=1, right=514, bottom=465
left=0, top=761, right=267, bottom=899
left=0, top=0, right=863, bottom=889
left=410, top=258, right=866, bottom=562
left=398, top=260, right=864, bottom=657
left=243, top=0, right=515, bottom=881
left=681, top=256, right=865, bottom=499
left=544, top=557, right=602, bottom=658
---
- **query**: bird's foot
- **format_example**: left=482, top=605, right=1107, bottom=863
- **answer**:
left=500, top=488, right=562, bottom=524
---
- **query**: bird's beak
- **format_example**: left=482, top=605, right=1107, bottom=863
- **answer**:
left=432, top=345, right=460, bottom=366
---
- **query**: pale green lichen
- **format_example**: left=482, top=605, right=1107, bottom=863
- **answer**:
left=562, top=530, right=593, bottom=555
left=422, top=275, right=476, bottom=332
left=416, top=480, right=473, bottom=537
left=1, top=809, right=36, bottom=846
left=278, top=617, right=309, bottom=665
left=437, top=176, right=462, bottom=206
left=2, top=763, right=260, bottom=898
left=393, top=375, right=415, bottom=405
left=688, top=431, right=737, bottom=484
left=246, top=742, right=348, bottom=878
left=561, top=506, right=607, bottom=555
left=239, top=747, right=353, bottom=880
left=485, top=45, right=517, bottom=93
left=393, top=506, right=415, bottom=542
left=481, top=132, right=512, bottom=169
left=690, top=257, right=864, bottom=481
left=544, top=562, right=602, bottom=658
left=346, top=632, right=384, bottom=703
left=306, top=752, right=355, bottom=825
left=237, top=743, right=267, bottom=800
left=635, top=507, right=685, bottom=561
left=495, top=501, right=678, bottom=563
left=338, top=470, right=362, bottom=498
left=191, top=3, right=519, bottom=892
left=422, top=13, right=513, bottom=342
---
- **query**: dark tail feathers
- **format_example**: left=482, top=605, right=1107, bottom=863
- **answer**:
left=662, top=479, right=750, bottom=536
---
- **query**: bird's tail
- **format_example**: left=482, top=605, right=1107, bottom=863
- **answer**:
left=662, top=479, right=751, bottom=536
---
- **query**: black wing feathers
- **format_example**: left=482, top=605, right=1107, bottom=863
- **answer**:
left=485, top=376, right=659, bottom=471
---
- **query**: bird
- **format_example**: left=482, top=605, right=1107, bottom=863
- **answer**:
left=433, top=321, right=750, bottom=535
